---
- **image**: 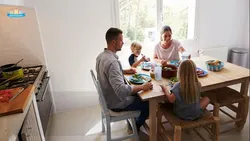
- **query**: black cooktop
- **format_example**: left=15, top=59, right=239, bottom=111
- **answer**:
left=0, top=65, right=43, bottom=89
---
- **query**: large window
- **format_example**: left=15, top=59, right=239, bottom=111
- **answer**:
left=113, top=0, right=197, bottom=67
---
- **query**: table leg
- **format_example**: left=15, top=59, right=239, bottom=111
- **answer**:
left=149, top=99, right=158, bottom=141
left=235, top=79, right=249, bottom=131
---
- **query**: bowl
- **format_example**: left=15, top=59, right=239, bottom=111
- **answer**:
left=205, top=60, right=224, bottom=71
left=162, top=64, right=178, bottom=78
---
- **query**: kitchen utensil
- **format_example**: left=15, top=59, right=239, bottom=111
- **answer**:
left=9, top=84, right=28, bottom=102
left=169, top=60, right=180, bottom=67
left=205, top=60, right=224, bottom=71
left=0, top=85, right=34, bottom=116
left=2, top=66, right=24, bottom=80
left=162, top=64, right=177, bottom=78
left=129, top=74, right=151, bottom=84
left=124, top=77, right=132, bottom=85
left=0, top=59, right=24, bottom=71
left=0, top=74, right=23, bottom=86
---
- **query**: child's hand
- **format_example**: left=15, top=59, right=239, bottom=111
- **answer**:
left=140, top=56, right=146, bottom=62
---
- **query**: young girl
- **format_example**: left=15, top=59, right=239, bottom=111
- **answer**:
left=160, top=59, right=210, bottom=120
left=128, top=42, right=150, bottom=67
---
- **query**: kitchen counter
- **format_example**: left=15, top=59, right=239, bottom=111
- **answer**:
left=0, top=85, right=35, bottom=141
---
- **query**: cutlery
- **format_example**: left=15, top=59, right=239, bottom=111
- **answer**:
left=124, top=77, right=132, bottom=85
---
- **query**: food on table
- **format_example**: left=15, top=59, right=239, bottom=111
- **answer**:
left=163, top=67, right=173, bottom=71
left=169, top=77, right=178, bottom=85
left=0, top=89, right=13, bottom=103
left=130, top=74, right=151, bottom=84
left=207, top=60, right=221, bottom=66
left=196, top=69, right=204, bottom=75
left=132, top=74, right=142, bottom=81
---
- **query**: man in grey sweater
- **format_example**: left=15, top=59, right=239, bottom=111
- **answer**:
left=96, top=27, right=153, bottom=131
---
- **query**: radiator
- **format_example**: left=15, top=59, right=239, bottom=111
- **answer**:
left=197, top=47, right=229, bottom=62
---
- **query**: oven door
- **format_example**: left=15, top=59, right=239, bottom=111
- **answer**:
left=36, top=76, right=52, bottom=135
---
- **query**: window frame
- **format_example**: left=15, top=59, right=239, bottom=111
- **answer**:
left=111, top=0, right=199, bottom=43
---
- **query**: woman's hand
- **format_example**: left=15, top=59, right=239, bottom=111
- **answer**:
left=160, top=60, right=168, bottom=66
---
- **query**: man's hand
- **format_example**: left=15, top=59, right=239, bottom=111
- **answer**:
left=124, top=68, right=136, bottom=74
left=142, top=82, right=153, bottom=91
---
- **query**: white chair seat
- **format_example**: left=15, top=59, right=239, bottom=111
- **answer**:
left=109, top=110, right=140, bottom=122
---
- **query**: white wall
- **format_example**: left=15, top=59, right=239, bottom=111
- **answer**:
left=0, top=0, right=24, bottom=6
left=192, top=0, right=249, bottom=54
left=23, top=0, right=249, bottom=112
left=24, top=0, right=113, bottom=112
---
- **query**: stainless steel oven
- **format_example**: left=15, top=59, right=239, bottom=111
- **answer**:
left=36, top=70, right=52, bottom=135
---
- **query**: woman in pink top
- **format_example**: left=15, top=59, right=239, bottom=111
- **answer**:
left=154, top=26, right=186, bottom=66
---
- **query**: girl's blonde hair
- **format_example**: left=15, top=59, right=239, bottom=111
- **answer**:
left=178, top=60, right=201, bottom=104
left=130, top=42, right=142, bottom=53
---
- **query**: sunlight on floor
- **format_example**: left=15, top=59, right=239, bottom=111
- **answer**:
left=85, top=120, right=103, bottom=136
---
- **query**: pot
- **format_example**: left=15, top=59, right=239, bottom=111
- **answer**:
left=0, top=59, right=24, bottom=72
left=162, top=64, right=178, bottom=78
left=2, top=66, right=24, bottom=80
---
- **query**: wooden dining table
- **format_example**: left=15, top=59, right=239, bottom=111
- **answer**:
left=125, top=55, right=250, bottom=141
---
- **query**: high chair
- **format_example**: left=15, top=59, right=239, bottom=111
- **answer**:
left=157, top=103, right=220, bottom=141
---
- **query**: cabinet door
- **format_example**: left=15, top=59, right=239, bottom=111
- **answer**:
left=21, top=102, right=42, bottom=141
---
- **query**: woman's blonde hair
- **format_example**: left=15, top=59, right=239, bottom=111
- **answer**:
left=178, top=60, right=201, bottom=104
left=130, top=42, right=142, bottom=53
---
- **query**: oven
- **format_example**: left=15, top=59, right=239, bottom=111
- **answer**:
left=7, top=65, right=53, bottom=138
left=36, top=70, right=52, bottom=135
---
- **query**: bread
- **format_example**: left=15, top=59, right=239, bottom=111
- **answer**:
left=208, top=60, right=221, bottom=66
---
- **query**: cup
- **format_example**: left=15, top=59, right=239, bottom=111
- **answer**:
left=154, top=64, right=162, bottom=81
left=181, top=52, right=191, bottom=60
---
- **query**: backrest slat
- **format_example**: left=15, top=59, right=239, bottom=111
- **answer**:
left=90, top=70, right=110, bottom=116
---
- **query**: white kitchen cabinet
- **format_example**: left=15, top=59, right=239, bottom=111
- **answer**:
left=0, top=0, right=24, bottom=6
left=21, top=101, right=42, bottom=141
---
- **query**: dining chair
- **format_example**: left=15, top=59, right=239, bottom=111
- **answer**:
left=157, top=103, right=220, bottom=141
left=90, top=70, right=140, bottom=141
left=202, top=87, right=249, bottom=133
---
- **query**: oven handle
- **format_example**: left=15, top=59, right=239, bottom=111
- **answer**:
left=40, top=77, right=50, bottom=101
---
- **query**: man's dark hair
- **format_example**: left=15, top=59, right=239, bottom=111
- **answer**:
left=105, top=27, right=123, bottom=44
left=160, top=25, right=172, bottom=35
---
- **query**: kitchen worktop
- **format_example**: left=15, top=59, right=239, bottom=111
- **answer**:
left=0, top=85, right=35, bottom=141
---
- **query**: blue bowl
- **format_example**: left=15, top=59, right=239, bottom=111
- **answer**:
left=205, top=60, right=224, bottom=72
left=169, top=60, right=180, bottom=67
